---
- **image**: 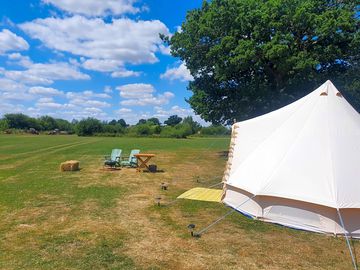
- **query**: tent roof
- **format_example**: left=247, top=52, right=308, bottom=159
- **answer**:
left=226, top=80, right=360, bottom=209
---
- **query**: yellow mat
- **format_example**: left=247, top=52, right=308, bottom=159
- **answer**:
left=177, top=187, right=223, bottom=202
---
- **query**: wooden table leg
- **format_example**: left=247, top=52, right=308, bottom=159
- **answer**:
left=137, top=157, right=152, bottom=172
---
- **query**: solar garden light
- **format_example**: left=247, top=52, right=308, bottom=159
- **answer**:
left=155, top=196, right=162, bottom=206
left=161, top=182, right=168, bottom=190
left=187, top=224, right=196, bottom=237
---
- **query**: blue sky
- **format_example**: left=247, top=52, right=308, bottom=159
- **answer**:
left=0, top=0, right=204, bottom=124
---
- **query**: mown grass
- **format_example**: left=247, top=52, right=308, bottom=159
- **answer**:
left=0, top=134, right=358, bottom=269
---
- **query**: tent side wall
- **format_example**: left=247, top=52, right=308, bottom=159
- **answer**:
left=223, top=185, right=360, bottom=238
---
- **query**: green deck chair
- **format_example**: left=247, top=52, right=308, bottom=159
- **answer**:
left=121, top=149, right=140, bottom=167
left=104, top=149, right=122, bottom=168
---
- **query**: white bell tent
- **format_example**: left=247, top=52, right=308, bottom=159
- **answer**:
left=222, top=80, right=360, bottom=239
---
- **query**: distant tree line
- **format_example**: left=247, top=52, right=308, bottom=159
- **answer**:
left=0, top=113, right=230, bottom=138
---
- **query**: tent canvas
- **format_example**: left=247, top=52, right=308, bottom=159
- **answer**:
left=222, top=80, right=360, bottom=238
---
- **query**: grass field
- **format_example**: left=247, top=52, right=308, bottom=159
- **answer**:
left=0, top=135, right=358, bottom=269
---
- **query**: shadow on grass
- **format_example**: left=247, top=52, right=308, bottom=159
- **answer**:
left=217, top=150, right=229, bottom=158
left=142, top=169, right=165, bottom=173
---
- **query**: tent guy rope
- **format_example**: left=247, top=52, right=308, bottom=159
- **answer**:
left=193, top=195, right=256, bottom=237
left=337, top=209, right=358, bottom=270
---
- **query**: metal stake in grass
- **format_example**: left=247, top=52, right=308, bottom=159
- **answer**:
left=161, top=182, right=168, bottom=190
left=155, top=196, right=162, bottom=206
left=187, top=224, right=196, bottom=237
left=195, top=176, right=200, bottom=183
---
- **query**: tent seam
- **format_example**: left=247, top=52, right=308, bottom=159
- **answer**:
left=230, top=92, right=315, bottom=183
left=256, top=95, right=322, bottom=195
left=325, top=94, right=338, bottom=209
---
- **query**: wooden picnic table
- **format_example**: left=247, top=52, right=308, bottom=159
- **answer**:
left=134, top=153, right=155, bottom=172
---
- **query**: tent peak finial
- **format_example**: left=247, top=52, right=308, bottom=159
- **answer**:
left=320, top=80, right=342, bottom=97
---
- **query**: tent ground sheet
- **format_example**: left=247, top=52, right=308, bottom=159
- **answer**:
left=177, top=187, right=222, bottom=202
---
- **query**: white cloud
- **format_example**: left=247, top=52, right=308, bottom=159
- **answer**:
left=42, top=0, right=140, bottom=16
left=111, top=69, right=141, bottom=78
left=20, top=16, right=170, bottom=67
left=76, top=99, right=111, bottom=108
left=160, top=62, right=193, bottom=81
left=154, top=105, right=208, bottom=126
left=104, top=86, right=113, bottom=94
left=66, top=90, right=110, bottom=100
left=0, top=29, right=29, bottom=54
left=0, top=78, right=26, bottom=92
left=7, top=53, right=32, bottom=67
left=153, top=105, right=189, bottom=119
left=81, top=58, right=141, bottom=77
left=36, top=97, right=64, bottom=109
left=0, top=101, right=25, bottom=115
left=1, top=83, right=113, bottom=119
left=66, top=91, right=111, bottom=109
left=5, top=70, right=51, bottom=85
left=82, top=90, right=111, bottom=99
left=117, top=108, right=132, bottom=113
left=114, top=108, right=148, bottom=124
left=68, top=57, right=81, bottom=67
left=0, top=77, right=34, bottom=102
left=176, top=26, right=183, bottom=33
left=32, top=104, right=109, bottom=120
left=158, top=44, right=171, bottom=55
left=38, top=97, right=54, bottom=103
left=7, top=53, right=22, bottom=60
left=1, top=91, right=33, bottom=101
left=117, top=83, right=154, bottom=98
left=29, top=86, right=64, bottom=96
left=82, top=59, right=122, bottom=72
left=58, top=107, right=108, bottom=119
left=116, top=83, right=174, bottom=106
left=83, top=107, right=104, bottom=114
left=120, top=92, right=174, bottom=106
left=4, top=61, right=90, bottom=85
left=30, top=91, right=112, bottom=120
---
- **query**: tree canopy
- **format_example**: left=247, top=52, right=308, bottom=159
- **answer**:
left=5, top=114, right=41, bottom=130
left=182, top=116, right=202, bottom=133
left=4, top=114, right=74, bottom=132
left=168, top=0, right=360, bottom=124
left=147, top=117, right=161, bottom=126
left=76, top=118, right=103, bottom=136
left=164, top=115, right=183, bottom=126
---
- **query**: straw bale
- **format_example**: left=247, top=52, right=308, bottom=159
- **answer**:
left=60, top=160, right=79, bottom=171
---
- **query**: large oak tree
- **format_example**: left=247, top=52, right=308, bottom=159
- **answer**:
left=167, top=0, right=360, bottom=124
